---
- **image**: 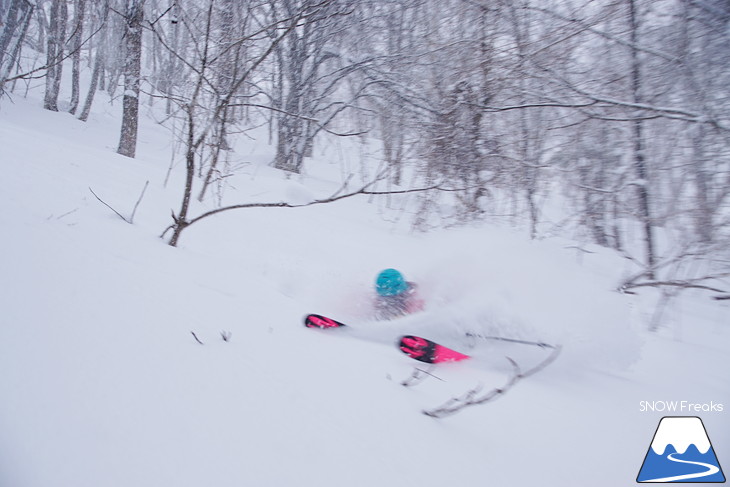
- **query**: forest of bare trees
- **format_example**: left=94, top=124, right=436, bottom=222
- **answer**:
left=1, top=0, right=728, bottom=296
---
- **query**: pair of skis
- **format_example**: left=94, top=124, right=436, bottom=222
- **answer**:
left=305, top=313, right=562, bottom=418
left=304, top=313, right=470, bottom=364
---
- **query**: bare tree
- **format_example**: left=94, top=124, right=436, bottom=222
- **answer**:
left=196, top=0, right=253, bottom=202
left=676, top=0, right=730, bottom=244
left=153, top=0, right=325, bottom=246
left=270, top=0, right=361, bottom=174
left=0, top=0, right=34, bottom=94
left=2, top=0, right=727, bottom=299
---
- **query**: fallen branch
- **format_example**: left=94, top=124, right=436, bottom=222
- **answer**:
left=423, top=358, right=520, bottom=418
left=465, top=332, right=555, bottom=349
left=89, top=181, right=149, bottom=224
left=89, top=187, right=128, bottom=222
left=161, top=168, right=471, bottom=246
left=422, top=345, right=562, bottom=418
left=619, top=277, right=729, bottom=298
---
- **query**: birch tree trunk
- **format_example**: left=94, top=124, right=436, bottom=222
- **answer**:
left=77, top=42, right=103, bottom=121
left=0, top=0, right=34, bottom=93
left=43, top=0, right=67, bottom=111
left=77, top=0, right=108, bottom=121
left=628, top=0, right=656, bottom=278
left=117, top=0, right=145, bottom=158
left=68, top=0, right=86, bottom=114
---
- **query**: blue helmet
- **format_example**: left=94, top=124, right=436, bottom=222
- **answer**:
left=375, top=268, right=408, bottom=296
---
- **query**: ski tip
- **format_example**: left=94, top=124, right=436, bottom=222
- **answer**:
left=399, top=335, right=437, bottom=363
left=304, top=314, right=347, bottom=329
left=399, top=335, right=470, bottom=364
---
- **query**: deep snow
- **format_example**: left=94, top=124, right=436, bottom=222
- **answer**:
left=0, top=93, right=728, bottom=487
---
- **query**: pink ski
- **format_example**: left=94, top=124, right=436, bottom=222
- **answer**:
left=304, top=314, right=347, bottom=329
left=304, top=314, right=469, bottom=364
left=399, top=335, right=470, bottom=364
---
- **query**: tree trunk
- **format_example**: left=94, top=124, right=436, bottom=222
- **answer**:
left=78, top=44, right=103, bottom=121
left=68, top=0, right=86, bottom=114
left=164, top=2, right=180, bottom=115
left=117, top=0, right=144, bottom=158
left=168, top=107, right=197, bottom=247
left=43, top=0, right=67, bottom=111
left=690, top=125, right=713, bottom=243
left=273, top=34, right=306, bottom=173
left=0, top=0, right=34, bottom=93
left=628, top=0, right=656, bottom=278
left=198, top=111, right=229, bottom=202
left=0, top=0, right=23, bottom=67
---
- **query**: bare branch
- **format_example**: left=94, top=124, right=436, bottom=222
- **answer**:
left=89, top=187, right=130, bottom=224
left=233, top=102, right=368, bottom=137
left=423, top=358, right=520, bottom=418
left=423, top=345, right=562, bottom=418
left=620, top=278, right=729, bottom=296
left=523, top=5, right=680, bottom=62
left=130, top=181, right=149, bottom=223
left=183, top=178, right=451, bottom=231
left=89, top=181, right=148, bottom=225
left=478, top=100, right=599, bottom=112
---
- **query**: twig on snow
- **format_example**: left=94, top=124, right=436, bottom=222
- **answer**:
left=89, top=181, right=149, bottom=224
left=89, top=187, right=128, bottom=222
left=401, top=365, right=443, bottom=387
left=191, top=331, right=204, bottom=345
left=130, top=181, right=150, bottom=223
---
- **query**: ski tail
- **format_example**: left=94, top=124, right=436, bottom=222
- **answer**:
left=304, top=314, right=347, bottom=329
left=399, top=335, right=470, bottom=364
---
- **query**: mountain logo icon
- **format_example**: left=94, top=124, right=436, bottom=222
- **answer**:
left=637, top=416, right=725, bottom=483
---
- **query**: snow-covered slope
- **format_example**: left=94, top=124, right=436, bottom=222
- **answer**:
left=0, top=96, right=727, bottom=487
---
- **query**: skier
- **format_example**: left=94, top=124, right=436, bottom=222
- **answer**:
left=373, top=268, right=424, bottom=320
